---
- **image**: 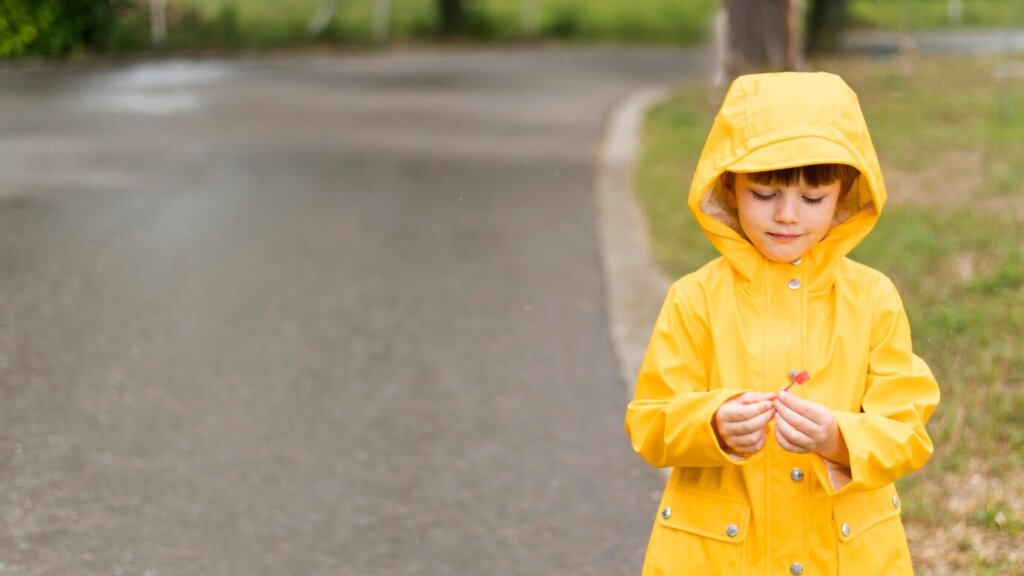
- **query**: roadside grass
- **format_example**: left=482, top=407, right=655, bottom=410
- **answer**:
left=4, top=0, right=1015, bottom=57
left=636, top=54, right=1023, bottom=573
left=167, top=0, right=714, bottom=46
left=162, top=0, right=1022, bottom=49
left=848, top=0, right=1020, bottom=30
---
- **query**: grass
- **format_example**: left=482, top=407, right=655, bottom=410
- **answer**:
left=635, top=54, right=1024, bottom=573
left=848, top=0, right=1021, bottom=30
left=167, top=0, right=715, bottom=46
left=161, top=0, right=1024, bottom=49
left=4, top=0, right=1018, bottom=58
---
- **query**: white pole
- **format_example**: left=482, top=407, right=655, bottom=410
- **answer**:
left=522, top=0, right=539, bottom=37
left=998, top=0, right=1020, bottom=120
left=373, top=0, right=391, bottom=43
left=947, top=0, right=962, bottom=26
left=307, top=0, right=340, bottom=38
left=150, top=0, right=167, bottom=47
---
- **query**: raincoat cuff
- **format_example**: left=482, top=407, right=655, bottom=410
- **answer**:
left=813, top=410, right=859, bottom=496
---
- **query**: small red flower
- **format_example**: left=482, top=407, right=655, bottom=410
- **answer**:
left=783, top=370, right=810, bottom=392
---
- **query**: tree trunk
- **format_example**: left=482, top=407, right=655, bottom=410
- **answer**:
left=806, top=0, right=848, bottom=54
left=721, top=0, right=802, bottom=81
left=437, top=0, right=465, bottom=36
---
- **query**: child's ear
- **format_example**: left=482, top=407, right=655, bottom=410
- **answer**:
left=720, top=174, right=737, bottom=209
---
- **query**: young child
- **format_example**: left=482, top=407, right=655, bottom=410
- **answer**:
left=625, top=72, right=940, bottom=575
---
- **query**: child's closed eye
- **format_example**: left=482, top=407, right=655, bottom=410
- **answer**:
left=747, top=190, right=826, bottom=204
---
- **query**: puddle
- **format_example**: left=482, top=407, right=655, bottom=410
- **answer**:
left=76, top=60, right=230, bottom=116
left=102, top=92, right=200, bottom=115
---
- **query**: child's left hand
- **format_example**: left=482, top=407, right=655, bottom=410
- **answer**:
left=773, top=390, right=848, bottom=465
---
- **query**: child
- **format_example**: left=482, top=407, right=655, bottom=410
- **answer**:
left=624, top=72, right=940, bottom=575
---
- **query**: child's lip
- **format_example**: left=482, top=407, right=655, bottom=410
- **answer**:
left=768, top=232, right=803, bottom=241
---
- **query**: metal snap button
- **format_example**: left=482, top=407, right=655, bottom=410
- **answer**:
left=725, top=524, right=738, bottom=538
left=787, top=278, right=801, bottom=290
left=791, top=257, right=802, bottom=265
left=790, top=562, right=804, bottom=575
left=841, top=522, right=850, bottom=537
left=790, top=468, right=804, bottom=482
left=661, top=507, right=672, bottom=519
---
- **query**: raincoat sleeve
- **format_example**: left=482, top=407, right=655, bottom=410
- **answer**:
left=815, top=275, right=941, bottom=495
left=625, top=280, right=748, bottom=468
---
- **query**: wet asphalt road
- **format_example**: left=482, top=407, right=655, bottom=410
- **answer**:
left=0, top=48, right=704, bottom=575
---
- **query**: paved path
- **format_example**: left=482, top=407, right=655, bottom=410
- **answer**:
left=0, top=49, right=707, bottom=575
left=844, top=27, right=1024, bottom=55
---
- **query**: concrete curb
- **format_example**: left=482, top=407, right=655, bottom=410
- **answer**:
left=596, top=86, right=673, bottom=401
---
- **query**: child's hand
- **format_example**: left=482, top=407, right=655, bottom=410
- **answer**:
left=713, top=392, right=777, bottom=458
left=773, top=390, right=849, bottom=465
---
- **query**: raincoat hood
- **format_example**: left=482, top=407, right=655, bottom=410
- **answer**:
left=690, top=72, right=886, bottom=287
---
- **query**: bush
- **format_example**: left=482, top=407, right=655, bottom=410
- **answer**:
left=0, top=0, right=146, bottom=58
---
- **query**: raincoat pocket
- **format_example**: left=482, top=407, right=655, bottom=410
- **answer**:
left=833, top=485, right=912, bottom=575
left=644, top=487, right=750, bottom=576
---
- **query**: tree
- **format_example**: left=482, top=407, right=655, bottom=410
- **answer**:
left=437, top=0, right=465, bottom=37
left=806, top=0, right=848, bottom=54
left=0, top=0, right=142, bottom=57
left=716, top=0, right=805, bottom=83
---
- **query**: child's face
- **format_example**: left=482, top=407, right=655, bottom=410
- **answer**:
left=727, top=173, right=842, bottom=263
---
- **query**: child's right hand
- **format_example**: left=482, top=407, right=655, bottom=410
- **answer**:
left=713, top=392, right=777, bottom=458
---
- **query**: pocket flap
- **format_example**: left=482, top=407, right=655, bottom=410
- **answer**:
left=657, top=488, right=751, bottom=543
left=832, top=485, right=901, bottom=542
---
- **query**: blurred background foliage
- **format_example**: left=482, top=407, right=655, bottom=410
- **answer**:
left=0, top=0, right=1019, bottom=59
left=0, top=0, right=146, bottom=57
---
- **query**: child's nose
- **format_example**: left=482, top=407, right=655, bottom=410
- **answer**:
left=774, top=198, right=799, bottom=223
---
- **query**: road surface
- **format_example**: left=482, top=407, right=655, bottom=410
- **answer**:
left=0, top=48, right=705, bottom=575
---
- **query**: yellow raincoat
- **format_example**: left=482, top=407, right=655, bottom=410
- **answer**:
left=625, top=72, right=940, bottom=575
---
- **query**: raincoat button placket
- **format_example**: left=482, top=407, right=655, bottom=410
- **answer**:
left=789, top=257, right=802, bottom=290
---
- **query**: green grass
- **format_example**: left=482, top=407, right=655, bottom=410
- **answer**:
left=6, top=0, right=1018, bottom=57
left=166, top=0, right=715, bottom=46
left=163, top=0, right=1022, bottom=49
left=635, top=54, right=1023, bottom=569
left=831, top=56, right=1024, bottom=195
left=849, top=0, right=1021, bottom=30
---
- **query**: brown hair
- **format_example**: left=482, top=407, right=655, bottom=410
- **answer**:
left=723, top=164, right=860, bottom=196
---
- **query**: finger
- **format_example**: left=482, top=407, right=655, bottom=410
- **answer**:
left=744, top=407, right=777, bottom=430
left=722, top=406, right=776, bottom=435
left=737, top=392, right=778, bottom=404
left=774, top=421, right=807, bottom=453
left=776, top=390, right=825, bottom=421
left=774, top=427, right=804, bottom=453
left=722, top=400, right=775, bottom=423
left=775, top=400, right=816, bottom=435
left=748, top=435, right=767, bottom=453
left=775, top=413, right=813, bottom=450
left=730, top=430, right=766, bottom=452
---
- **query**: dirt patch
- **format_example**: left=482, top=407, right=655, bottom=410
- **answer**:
left=906, top=465, right=1024, bottom=574
left=885, top=148, right=1024, bottom=221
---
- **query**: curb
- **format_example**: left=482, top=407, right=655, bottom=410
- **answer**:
left=595, top=86, right=673, bottom=401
